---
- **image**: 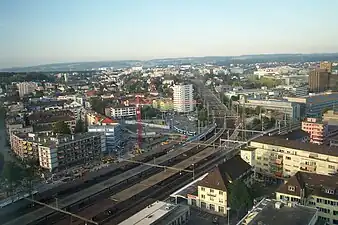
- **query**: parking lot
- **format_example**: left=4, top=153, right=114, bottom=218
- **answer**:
left=188, top=207, right=232, bottom=225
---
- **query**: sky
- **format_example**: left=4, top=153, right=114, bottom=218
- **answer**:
left=1, top=0, right=338, bottom=68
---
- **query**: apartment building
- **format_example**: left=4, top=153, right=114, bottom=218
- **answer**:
left=106, top=105, right=136, bottom=118
left=302, top=118, right=328, bottom=145
left=173, top=83, right=194, bottom=113
left=188, top=156, right=252, bottom=215
left=28, top=110, right=76, bottom=132
left=275, top=172, right=337, bottom=225
left=241, top=135, right=338, bottom=181
left=17, top=82, right=38, bottom=97
left=11, top=132, right=105, bottom=171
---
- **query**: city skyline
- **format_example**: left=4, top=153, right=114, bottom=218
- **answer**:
left=1, top=0, right=338, bottom=68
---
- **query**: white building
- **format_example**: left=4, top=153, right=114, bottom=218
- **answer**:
left=17, top=82, right=38, bottom=97
left=108, top=105, right=136, bottom=118
left=173, top=83, right=194, bottom=113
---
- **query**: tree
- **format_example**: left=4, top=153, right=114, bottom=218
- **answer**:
left=198, top=108, right=208, bottom=122
left=1, top=161, right=24, bottom=198
left=228, top=180, right=253, bottom=218
left=53, top=121, right=71, bottom=134
left=90, top=97, right=108, bottom=114
left=74, top=119, right=85, bottom=133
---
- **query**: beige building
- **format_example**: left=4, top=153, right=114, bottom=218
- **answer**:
left=323, top=110, right=338, bottom=126
left=241, top=135, right=338, bottom=180
left=275, top=172, right=337, bottom=225
left=188, top=156, right=252, bottom=215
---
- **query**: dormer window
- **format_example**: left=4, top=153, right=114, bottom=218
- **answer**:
left=324, top=188, right=335, bottom=195
left=288, top=185, right=295, bottom=192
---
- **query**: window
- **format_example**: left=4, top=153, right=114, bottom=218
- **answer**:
left=286, top=156, right=291, bottom=160
left=219, top=206, right=225, bottom=213
left=201, top=194, right=205, bottom=199
left=210, top=197, right=214, bottom=201
left=324, top=188, right=335, bottom=195
left=219, top=191, right=223, bottom=195
left=288, top=186, right=295, bottom=192
left=328, top=165, right=335, bottom=169
left=210, top=189, right=214, bottom=193
left=219, top=199, right=223, bottom=203
left=201, top=187, right=205, bottom=191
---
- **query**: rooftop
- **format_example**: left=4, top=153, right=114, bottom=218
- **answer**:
left=276, top=171, right=338, bottom=200
left=237, top=199, right=317, bottom=225
left=252, top=135, right=338, bottom=157
left=118, top=201, right=188, bottom=225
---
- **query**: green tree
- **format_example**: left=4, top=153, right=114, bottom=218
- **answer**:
left=198, top=108, right=208, bottom=122
left=90, top=97, right=108, bottom=114
left=74, top=119, right=85, bottom=133
left=228, top=180, right=253, bottom=218
left=21, top=159, right=39, bottom=196
left=53, top=121, right=71, bottom=134
left=1, top=161, right=24, bottom=198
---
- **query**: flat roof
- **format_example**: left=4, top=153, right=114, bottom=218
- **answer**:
left=238, top=199, right=317, bottom=225
left=118, top=201, right=177, bottom=225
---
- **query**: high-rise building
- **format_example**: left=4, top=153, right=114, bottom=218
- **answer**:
left=173, top=83, right=194, bottom=113
left=309, top=68, right=330, bottom=93
left=320, top=61, right=333, bottom=73
left=16, top=82, right=38, bottom=97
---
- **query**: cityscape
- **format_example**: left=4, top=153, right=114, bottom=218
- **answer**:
left=1, top=1, right=338, bottom=225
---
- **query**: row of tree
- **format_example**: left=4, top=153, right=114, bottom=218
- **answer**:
left=52, top=119, right=86, bottom=134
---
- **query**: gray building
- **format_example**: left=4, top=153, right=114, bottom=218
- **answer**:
left=88, top=124, right=122, bottom=154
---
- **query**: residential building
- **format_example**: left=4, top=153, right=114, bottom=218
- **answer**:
left=242, top=135, right=338, bottom=181
left=320, top=61, right=333, bottom=73
left=17, top=82, right=38, bottom=97
left=88, top=124, right=122, bottom=154
left=106, top=105, right=136, bottom=118
left=11, top=132, right=105, bottom=171
left=237, top=198, right=318, bottom=225
left=188, top=156, right=252, bottom=215
left=244, top=99, right=301, bottom=121
left=301, top=118, right=328, bottom=145
left=27, top=110, right=76, bottom=132
left=275, top=172, right=337, bottom=225
left=309, top=68, right=330, bottom=93
left=286, top=92, right=338, bottom=118
left=173, top=83, right=194, bottom=113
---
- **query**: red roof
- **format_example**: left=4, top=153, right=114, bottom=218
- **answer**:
left=102, top=117, right=115, bottom=124
left=86, top=90, right=96, bottom=97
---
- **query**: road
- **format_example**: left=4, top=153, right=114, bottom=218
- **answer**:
left=0, top=116, right=13, bottom=163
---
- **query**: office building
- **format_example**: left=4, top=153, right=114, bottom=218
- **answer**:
left=320, top=61, right=333, bottom=73
left=188, top=156, right=252, bottom=215
left=88, top=124, right=122, bottom=154
left=309, top=68, right=330, bottom=93
left=275, top=172, right=337, bottom=225
left=301, top=118, right=328, bottom=145
left=323, top=110, right=338, bottom=126
left=237, top=199, right=318, bottom=225
left=286, top=92, right=338, bottom=118
left=241, top=135, right=338, bottom=180
left=11, top=132, right=105, bottom=171
left=173, top=83, right=195, bottom=113
left=118, top=201, right=190, bottom=225
left=16, top=82, right=38, bottom=97
left=244, top=99, right=301, bottom=121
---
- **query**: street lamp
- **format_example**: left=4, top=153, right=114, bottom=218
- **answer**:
left=226, top=207, right=231, bottom=225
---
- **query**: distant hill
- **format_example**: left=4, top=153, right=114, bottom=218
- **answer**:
left=2, top=53, right=338, bottom=72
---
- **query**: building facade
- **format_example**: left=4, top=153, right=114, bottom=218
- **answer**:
left=323, top=110, right=338, bottom=126
left=173, top=83, right=194, bottom=113
left=275, top=172, right=337, bottom=225
left=309, top=68, right=330, bottom=93
left=11, top=132, right=104, bottom=171
left=17, top=82, right=38, bottom=97
left=301, top=118, right=328, bottom=145
left=241, top=136, right=338, bottom=181
left=88, top=124, right=122, bottom=154
left=107, top=106, right=136, bottom=118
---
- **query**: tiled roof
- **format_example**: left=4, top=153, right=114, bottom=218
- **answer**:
left=276, top=171, right=338, bottom=200
left=253, top=135, right=338, bottom=157
left=197, top=155, right=252, bottom=191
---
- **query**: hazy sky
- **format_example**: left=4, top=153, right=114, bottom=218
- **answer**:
left=1, top=0, right=338, bottom=68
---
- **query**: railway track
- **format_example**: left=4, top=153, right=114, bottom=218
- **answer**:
left=3, top=123, right=222, bottom=225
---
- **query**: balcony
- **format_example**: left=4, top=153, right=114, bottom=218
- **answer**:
left=300, top=163, right=316, bottom=172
